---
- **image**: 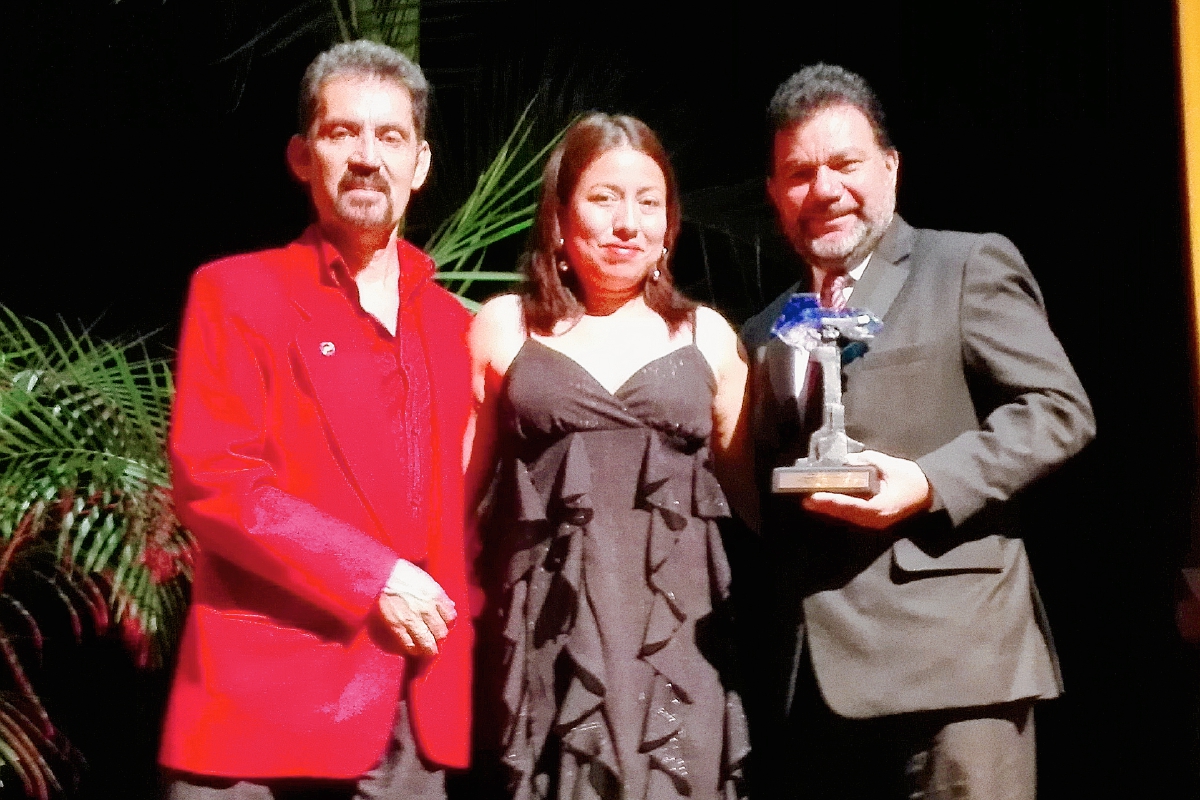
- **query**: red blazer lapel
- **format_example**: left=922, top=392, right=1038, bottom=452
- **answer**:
left=404, top=240, right=471, bottom=594
left=411, top=280, right=472, bottom=570
left=404, top=259, right=474, bottom=768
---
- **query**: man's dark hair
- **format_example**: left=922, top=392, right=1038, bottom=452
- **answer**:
left=298, top=40, right=429, bottom=139
left=767, top=64, right=892, bottom=159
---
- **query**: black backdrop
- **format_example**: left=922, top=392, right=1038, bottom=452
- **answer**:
left=2, top=1, right=1197, bottom=797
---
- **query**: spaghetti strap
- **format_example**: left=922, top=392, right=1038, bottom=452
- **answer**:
left=691, top=308, right=699, bottom=344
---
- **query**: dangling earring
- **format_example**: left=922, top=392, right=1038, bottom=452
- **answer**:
left=650, top=246, right=667, bottom=282
left=556, top=237, right=569, bottom=273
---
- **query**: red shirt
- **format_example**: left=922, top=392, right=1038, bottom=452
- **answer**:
left=319, top=236, right=436, bottom=562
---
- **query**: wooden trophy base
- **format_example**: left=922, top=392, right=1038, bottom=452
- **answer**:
left=772, top=463, right=880, bottom=496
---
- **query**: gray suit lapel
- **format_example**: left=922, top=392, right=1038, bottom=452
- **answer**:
left=850, top=216, right=914, bottom=321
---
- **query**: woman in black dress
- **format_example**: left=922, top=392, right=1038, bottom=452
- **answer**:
left=467, top=113, right=756, bottom=800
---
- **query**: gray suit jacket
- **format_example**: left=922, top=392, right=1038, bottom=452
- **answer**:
left=742, top=216, right=1095, bottom=719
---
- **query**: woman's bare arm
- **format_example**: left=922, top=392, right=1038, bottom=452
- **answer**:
left=695, top=306, right=759, bottom=532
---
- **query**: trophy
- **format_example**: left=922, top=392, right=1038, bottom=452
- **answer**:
left=770, top=294, right=882, bottom=497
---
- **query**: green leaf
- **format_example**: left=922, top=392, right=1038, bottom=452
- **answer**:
left=426, top=101, right=571, bottom=304
left=435, top=271, right=524, bottom=282
left=0, top=308, right=190, bottom=663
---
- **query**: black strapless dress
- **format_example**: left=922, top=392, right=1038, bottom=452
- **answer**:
left=487, top=339, right=749, bottom=800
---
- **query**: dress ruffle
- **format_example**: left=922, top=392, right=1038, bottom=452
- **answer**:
left=499, top=430, right=748, bottom=800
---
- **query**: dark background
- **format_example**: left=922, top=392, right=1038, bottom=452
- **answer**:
left=2, top=0, right=1197, bottom=797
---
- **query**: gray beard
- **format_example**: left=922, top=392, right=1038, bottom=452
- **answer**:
left=798, top=213, right=891, bottom=273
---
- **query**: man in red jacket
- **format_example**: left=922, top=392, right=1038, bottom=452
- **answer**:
left=161, top=40, right=474, bottom=799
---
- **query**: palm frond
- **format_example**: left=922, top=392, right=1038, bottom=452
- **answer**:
left=215, top=0, right=330, bottom=62
left=427, top=100, right=569, bottom=300
left=0, top=693, right=78, bottom=800
left=0, top=308, right=193, bottom=793
left=0, top=309, right=192, bottom=661
left=328, top=1, right=420, bottom=59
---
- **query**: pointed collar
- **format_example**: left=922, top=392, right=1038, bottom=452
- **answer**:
left=301, top=224, right=437, bottom=304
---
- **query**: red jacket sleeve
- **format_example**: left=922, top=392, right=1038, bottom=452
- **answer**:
left=170, top=263, right=398, bottom=627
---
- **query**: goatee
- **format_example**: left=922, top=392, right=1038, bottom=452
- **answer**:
left=335, top=176, right=395, bottom=228
left=796, top=214, right=891, bottom=273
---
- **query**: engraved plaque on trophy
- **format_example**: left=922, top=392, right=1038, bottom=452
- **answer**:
left=769, top=295, right=882, bottom=497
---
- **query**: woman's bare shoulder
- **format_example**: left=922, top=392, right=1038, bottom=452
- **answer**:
left=476, top=292, right=523, bottom=321
left=473, top=293, right=523, bottom=332
left=693, top=305, right=738, bottom=349
left=470, top=294, right=527, bottom=372
left=692, top=305, right=745, bottom=379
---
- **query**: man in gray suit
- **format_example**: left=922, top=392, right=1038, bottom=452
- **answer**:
left=741, top=64, right=1095, bottom=799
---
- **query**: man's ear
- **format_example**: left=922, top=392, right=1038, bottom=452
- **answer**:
left=411, top=140, right=432, bottom=191
left=884, top=148, right=900, bottom=188
left=285, top=135, right=312, bottom=184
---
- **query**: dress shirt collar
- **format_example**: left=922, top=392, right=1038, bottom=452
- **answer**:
left=304, top=224, right=437, bottom=304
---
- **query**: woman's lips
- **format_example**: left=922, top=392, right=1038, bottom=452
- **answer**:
left=601, top=243, right=644, bottom=260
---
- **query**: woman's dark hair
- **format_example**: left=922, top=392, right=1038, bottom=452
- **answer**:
left=520, top=113, right=695, bottom=334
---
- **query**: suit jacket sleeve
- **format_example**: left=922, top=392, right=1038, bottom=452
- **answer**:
left=915, top=234, right=1096, bottom=527
left=170, top=265, right=398, bottom=628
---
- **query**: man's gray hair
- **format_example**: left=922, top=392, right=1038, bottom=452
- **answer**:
left=298, top=40, right=429, bottom=139
left=767, top=64, right=892, bottom=156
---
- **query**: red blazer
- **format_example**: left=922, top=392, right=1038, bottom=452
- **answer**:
left=160, top=229, right=474, bottom=778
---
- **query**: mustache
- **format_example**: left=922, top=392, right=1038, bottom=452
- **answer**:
left=339, top=173, right=389, bottom=193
